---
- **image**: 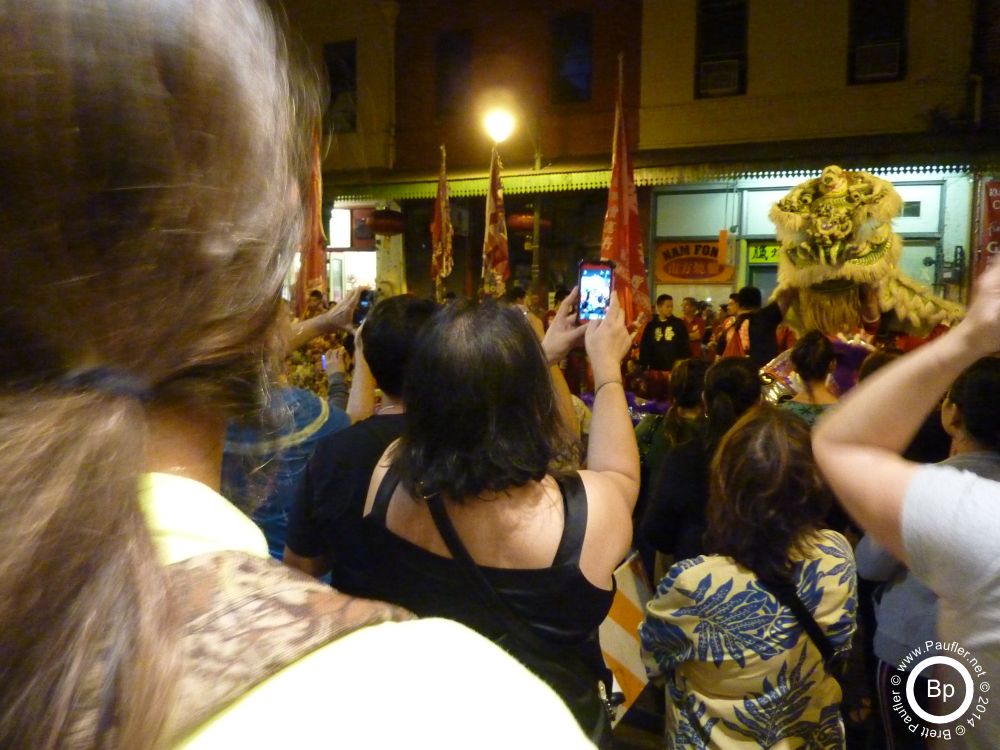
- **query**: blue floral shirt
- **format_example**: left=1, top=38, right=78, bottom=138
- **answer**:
left=640, top=530, right=857, bottom=749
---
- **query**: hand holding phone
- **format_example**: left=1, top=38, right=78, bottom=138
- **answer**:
left=577, top=260, right=615, bottom=322
left=353, top=289, right=374, bottom=326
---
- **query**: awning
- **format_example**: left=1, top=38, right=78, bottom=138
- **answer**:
left=325, top=129, right=1000, bottom=203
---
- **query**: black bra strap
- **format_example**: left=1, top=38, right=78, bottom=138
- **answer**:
left=552, top=473, right=588, bottom=567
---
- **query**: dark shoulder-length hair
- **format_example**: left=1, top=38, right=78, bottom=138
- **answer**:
left=704, top=405, right=833, bottom=582
left=393, top=298, right=573, bottom=501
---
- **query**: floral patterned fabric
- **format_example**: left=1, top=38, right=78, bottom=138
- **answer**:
left=640, top=530, right=857, bottom=749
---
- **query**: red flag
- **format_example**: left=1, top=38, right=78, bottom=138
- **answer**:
left=430, top=144, right=454, bottom=300
left=482, top=145, right=509, bottom=297
left=600, top=56, right=650, bottom=328
left=294, top=128, right=329, bottom=317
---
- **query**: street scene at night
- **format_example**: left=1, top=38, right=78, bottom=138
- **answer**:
left=2, top=1, right=1000, bottom=748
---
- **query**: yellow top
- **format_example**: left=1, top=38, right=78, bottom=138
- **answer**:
left=640, top=530, right=857, bottom=749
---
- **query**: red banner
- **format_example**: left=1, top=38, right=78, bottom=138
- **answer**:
left=974, top=178, right=1000, bottom=283
left=599, top=57, right=650, bottom=328
left=430, top=144, right=454, bottom=300
left=294, top=129, right=329, bottom=317
left=482, top=146, right=509, bottom=296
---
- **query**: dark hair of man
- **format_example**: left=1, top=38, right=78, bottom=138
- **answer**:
left=737, top=286, right=763, bottom=309
left=790, top=330, right=835, bottom=398
left=683, top=296, right=697, bottom=308
left=360, top=295, right=438, bottom=398
left=704, top=405, right=833, bottom=583
left=670, top=358, right=709, bottom=410
left=393, top=299, right=572, bottom=501
left=505, top=285, right=527, bottom=304
left=857, top=349, right=901, bottom=382
left=703, top=357, right=762, bottom=455
left=945, top=357, right=1000, bottom=451
left=656, top=293, right=672, bottom=305
left=0, top=1, right=316, bottom=746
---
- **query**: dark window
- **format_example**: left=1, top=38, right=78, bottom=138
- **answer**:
left=436, top=31, right=472, bottom=115
left=848, top=0, right=907, bottom=84
left=324, top=40, right=357, bottom=133
left=550, top=12, right=593, bottom=104
left=696, top=0, right=747, bottom=98
left=902, top=201, right=922, bottom=217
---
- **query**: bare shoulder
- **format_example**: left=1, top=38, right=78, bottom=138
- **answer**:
left=363, top=439, right=401, bottom=515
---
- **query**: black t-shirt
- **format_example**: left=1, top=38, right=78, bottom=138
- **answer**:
left=640, top=438, right=710, bottom=560
left=285, top=413, right=404, bottom=595
left=639, top=315, right=690, bottom=371
left=744, top=301, right=784, bottom=370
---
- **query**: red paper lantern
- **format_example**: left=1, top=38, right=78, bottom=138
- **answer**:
left=506, top=212, right=552, bottom=234
left=367, top=208, right=406, bottom=236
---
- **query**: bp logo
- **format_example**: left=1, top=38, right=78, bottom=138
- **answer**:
left=891, top=640, right=991, bottom=741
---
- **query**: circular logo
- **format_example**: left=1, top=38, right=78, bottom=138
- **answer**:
left=906, top=656, right=975, bottom=724
left=891, top=641, right=991, bottom=742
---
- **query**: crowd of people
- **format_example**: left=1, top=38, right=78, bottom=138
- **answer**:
left=3, top=1, right=1000, bottom=749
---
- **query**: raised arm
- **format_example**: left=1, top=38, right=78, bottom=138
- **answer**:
left=286, top=287, right=362, bottom=353
left=345, top=323, right=376, bottom=423
left=813, top=261, right=1000, bottom=561
left=582, top=293, right=640, bottom=511
left=540, top=288, right=586, bottom=438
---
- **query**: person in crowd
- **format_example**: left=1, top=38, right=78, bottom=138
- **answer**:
left=813, top=259, right=1000, bottom=749
left=506, top=284, right=546, bottom=339
left=681, top=297, right=705, bottom=359
left=353, top=290, right=639, bottom=743
left=709, top=292, right=741, bottom=360
left=641, top=406, right=857, bottom=749
left=781, top=330, right=839, bottom=427
left=855, top=356, right=1000, bottom=749
left=305, top=288, right=328, bottom=317
left=633, top=357, right=708, bottom=576
left=724, top=286, right=796, bottom=369
left=639, top=293, right=690, bottom=400
left=0, top=2, right=593, bottom=747
left=640, top=358, right=761, bottom=565
left=221, top=296, right=363, bottom=558
left=283, top=294, right=437, bottom=594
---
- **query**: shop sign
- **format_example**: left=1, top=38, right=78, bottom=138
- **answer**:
left=748, top=242, right=781, bottom=264
left=653, top=238, right=735, bottom=283
left=974, top=179, right=1000, bottom=282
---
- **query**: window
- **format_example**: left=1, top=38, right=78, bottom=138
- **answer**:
left=848, top=0, right=907, bottom=84
left=695, top=0, right=747, bottom=98
left=550, top=12, right=593, bottom=104
left=324, top=40, right=357, bottom=133
left=435, top=30, right=472, bottom=115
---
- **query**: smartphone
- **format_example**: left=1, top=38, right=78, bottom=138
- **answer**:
left=353, top=290, right=374, bottom=326
left=577, top=260, right=615, bottom=322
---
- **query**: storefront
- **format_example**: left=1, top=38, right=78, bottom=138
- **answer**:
left=648, top=166, right=974, bottom=310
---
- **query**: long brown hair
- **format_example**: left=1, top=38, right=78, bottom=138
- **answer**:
left=0, top=1, right=317, bottom=747
left=705, top=405, right=833, bottom=582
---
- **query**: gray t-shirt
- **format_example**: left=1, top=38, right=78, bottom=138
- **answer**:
left=904, top=463, right=1000, bottom=749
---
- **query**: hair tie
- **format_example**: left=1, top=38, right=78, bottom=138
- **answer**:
left=59, top=367, right=152, bottom=402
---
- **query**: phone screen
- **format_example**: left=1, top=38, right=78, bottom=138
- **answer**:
left=353, top=290, right=373, bottom=326
left=577, top=263, right=614, bottom=321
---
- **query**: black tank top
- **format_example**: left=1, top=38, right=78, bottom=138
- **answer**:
left=361, top=469, right=614, bottom=678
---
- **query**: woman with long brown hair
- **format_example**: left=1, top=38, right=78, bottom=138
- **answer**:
left=0, top=1, right=589, bottom=747
left=641, top=406, right=857, bottom=748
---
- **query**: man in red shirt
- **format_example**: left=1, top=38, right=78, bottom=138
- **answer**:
left=681, top=297, right=704, bottom=359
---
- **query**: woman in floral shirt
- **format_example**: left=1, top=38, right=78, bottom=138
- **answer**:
left=640, top=406, right=857, bottom=749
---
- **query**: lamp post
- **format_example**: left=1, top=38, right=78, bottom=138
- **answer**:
left=483, top=107, right=544, bottom=285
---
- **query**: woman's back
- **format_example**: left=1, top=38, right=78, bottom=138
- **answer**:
left=362, top=464, right=613, bottom=652
left=641, top=530, right=856, bottom=749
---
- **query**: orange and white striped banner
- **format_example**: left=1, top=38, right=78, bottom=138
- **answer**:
left=599, top=551, right=653, bottom=724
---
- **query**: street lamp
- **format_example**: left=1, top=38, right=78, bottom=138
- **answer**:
left=481, top=106, right=544, bottom=285
left=483, top=108, right=515, bottom=144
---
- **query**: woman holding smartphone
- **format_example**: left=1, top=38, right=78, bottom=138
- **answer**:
left=357, top=289, right=640, bottom=744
